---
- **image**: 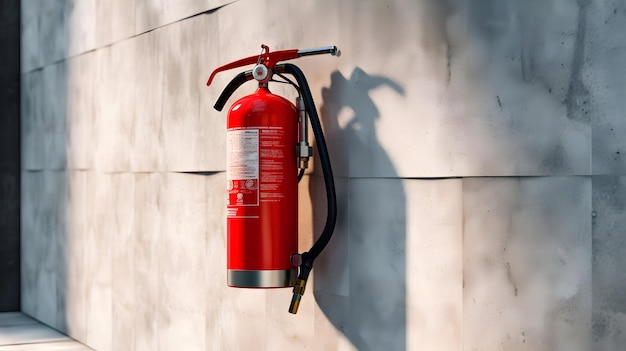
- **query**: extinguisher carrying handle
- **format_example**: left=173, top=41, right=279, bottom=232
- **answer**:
left=213, top=70, right=253, bottom=112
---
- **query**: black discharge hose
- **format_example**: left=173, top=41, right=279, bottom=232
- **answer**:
left=278, top=63, right=337, bottom=314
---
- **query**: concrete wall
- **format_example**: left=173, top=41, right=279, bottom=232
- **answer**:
left=20, top=0, right=626, bottom=350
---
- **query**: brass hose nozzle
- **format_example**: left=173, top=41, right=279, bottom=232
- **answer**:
left=288, top=279, right=307, bottom=314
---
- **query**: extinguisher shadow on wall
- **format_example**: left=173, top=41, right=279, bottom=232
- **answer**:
left=316, top=68, right=408, bottom=350
left=207, top=45, right=340, bottom=314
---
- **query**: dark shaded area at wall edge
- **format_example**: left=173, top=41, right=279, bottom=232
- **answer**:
left=0, top=0, right=21, bottom=312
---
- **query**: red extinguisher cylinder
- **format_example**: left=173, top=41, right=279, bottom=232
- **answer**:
left=226, top=87, right=298, bottom=288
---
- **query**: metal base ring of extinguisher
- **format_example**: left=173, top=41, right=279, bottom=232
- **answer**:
left=227, top=269, right=298, bottom=288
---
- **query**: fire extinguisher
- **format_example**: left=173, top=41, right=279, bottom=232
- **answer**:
left=207, top=45, right=339, bottom=314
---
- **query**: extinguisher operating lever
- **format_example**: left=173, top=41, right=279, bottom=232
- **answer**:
left=207, top=45, right=339, bottom=86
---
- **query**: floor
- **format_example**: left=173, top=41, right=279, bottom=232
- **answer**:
left=0, top=312, right=92, bottom=350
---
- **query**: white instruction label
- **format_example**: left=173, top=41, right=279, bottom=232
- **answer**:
left=227, top=128, right=259, bottom=207
left=227, top=129, right=259, bottom=181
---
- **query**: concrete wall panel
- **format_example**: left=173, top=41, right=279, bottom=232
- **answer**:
left=20, top=0, right=41, bottom=73
left=157, top=173, right=207, bottom=351
left=134, top=0, right=232, bottom=35
left=21, top=71, right=43, bottom=170
left=41, top=62, right=67, bottom=171
left=161, top=17, right=224, bottom=172
left=208, top=0, right=591, bottom=178
left=20, top=171, right=42, bottom=319
left=132, top=30, right=165, bottom=172
left=96, top=0, right=135, bottom=48
left=132, top=172, right=161, bottom=351
left=463, top=177, right=592, bottom=350
left=405, top=179, right=462, bottom=351
left=67, top=0, right=96, bottom=57
left=588, top=2, right=626, bottom=175
left=592, top=176, right=626, bottom=349
left=64, top=171, right=88, bottom=342
left=94, top=41, right=135, bottom=172
left=20, top=171, right=67, bottom=328
left=39, top=1, right=69, bottom=68
left=66, top=53, right=96, bottom=170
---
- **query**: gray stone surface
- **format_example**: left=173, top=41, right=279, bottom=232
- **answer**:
left=404, top=179, right=463, bottom=350
left=21, top=70, right=43, bottom=170
left=309, top=176, right=350, bottom=298
left=66, top=0, right=96, bottom=57
left=109, top=174, right=135, bottom=351
left=132, top=30, right=165, bottom=171
left=309, top=177, right=463, bottom=351
left=20, top=0, right=41, bottom=73
left=592, top=176, right=626, bottom=349
left=38, top=1, right=69, bottom=68
left=254, top=0, right=592, bottom=177
left=204, top=172, right=226, bottom=291
left=20, top=170, right=67, bottom=331
left=94, top=42, right=135, bottom=172
left=451, top=0, right=591, bottom=176
left=83, top=172, right=119, bottom=351
left=41, top=62, right=67, bottom=171
left=134, top=0, right=161, bottom=36
left=588, top=2, right=626, bottom=175
left=21, top=0, right=70, bottom=72
left=63, top=171, right=88, bottom=342
left=96, top=0, right=134, bottom=48
left=132, top=172, right=161, bottom=351
left=348, top=178, right=407, bottom=351
left=20, top=171, right=42, bottom=319
left=66, top=53, right=96, bottom=170
left=157, top=173, right=207, bottom=351
left=135, top=0, right=233, bottom=35
left=594, top=123, right=626, bottom=175
left=162, top=16, right=224, bottom=172
left=463, top=177, right=592, bottom=351
left=326, top=179, right=410, bottom=350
